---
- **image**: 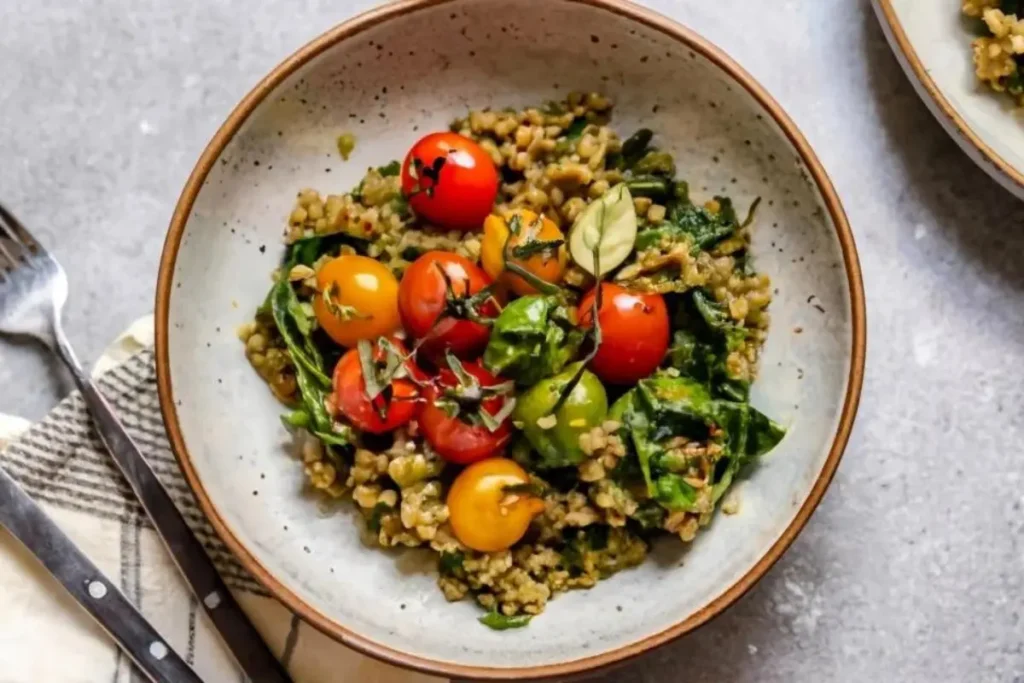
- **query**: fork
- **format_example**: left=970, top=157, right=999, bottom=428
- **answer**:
left=0, top=204, right=292, bottom=683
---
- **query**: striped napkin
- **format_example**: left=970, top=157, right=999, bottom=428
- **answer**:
left=0, top=317, right=439, bottom=683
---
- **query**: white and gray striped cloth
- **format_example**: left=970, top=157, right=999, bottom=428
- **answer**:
left=0, top=324, right=438, bottom=683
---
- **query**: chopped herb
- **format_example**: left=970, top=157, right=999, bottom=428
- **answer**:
left=336, top=132, right=356, bottom=160
left=438, top=551, right=465, bottom=575
left=478, top=611, right=532, bottom=630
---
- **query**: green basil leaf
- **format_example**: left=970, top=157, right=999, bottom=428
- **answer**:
left=478, top=611, right=532, bottom=631
left=568, top=183, right=637, bottom=276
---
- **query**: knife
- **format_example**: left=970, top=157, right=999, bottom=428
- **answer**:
left=53, top=340, right=293, bottom=683
left=0, top=465, right=204, bottom=683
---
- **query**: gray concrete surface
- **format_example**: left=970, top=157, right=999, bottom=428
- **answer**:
left=1, top=1, right=1022, bottom=681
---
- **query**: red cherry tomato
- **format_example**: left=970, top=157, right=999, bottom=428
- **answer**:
left=398, top=251, right=499, bottom=363
left=401, top=132, right=499, bottom=230
left=578, top=283, right=670, bottom=385
left=420, top=362, right=512, bottom=464
left=332, top=339, right=425, bottom=434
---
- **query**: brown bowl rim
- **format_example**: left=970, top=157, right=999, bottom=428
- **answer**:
left=155, top=0, right=866, bottom=678
left=872, top=0, right=1024, bottom=195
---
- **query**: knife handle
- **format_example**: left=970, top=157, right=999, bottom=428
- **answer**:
left=0, top=466, right=204, bottom=683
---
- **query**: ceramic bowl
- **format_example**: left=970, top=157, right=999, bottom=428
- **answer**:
left=156, top=0, right=865, bottom=678
left=873, top=0, right=1024, bottom=199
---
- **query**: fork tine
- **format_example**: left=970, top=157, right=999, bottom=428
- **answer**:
left=0, top=203, right=40, bottom=254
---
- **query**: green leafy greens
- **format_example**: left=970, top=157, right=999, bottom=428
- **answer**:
left=482, top=295, right=584, bottom=386
left=478, top=611, right=533, bottom=631
left=612, top=372, right=784, bottom=512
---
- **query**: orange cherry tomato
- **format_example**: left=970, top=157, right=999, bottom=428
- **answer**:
left=481, top=209, right=567, bottom=296
left=578, top=283, right=670, bottom=385
left=400, top=132, right=499, bottom=230
left=447, top=458, right=546, bottom=552
left=332, top=338, right=424, bottom=434
left=313, top=255, right=401, bottom=347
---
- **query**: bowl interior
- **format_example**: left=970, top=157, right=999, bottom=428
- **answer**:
left=163, top=0, right=858, bottom=674
left=878, top=0, right=1024, bottom=195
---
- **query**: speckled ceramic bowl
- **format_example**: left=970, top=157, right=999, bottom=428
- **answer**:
left=155, top=0, right=865, bottom=679
left=873, top=0, right=1024, bottom=199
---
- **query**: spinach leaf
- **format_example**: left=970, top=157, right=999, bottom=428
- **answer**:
left=482, top=295, right=583, bottom=386
left=619, top=128, right=654, bottom=169
left=479, top=611, right=532, bottom=630
left=377, top=160, right=402, bottom=177
left=636, top=374, right=717, bottom=440
left=564, top=117, right=588, bottom=140
left=653, top=474, right=699, bottom=512
left=691, top=289, right=748, bottom=352
left=280, top=409, right=311, bottom=430
left=630, top=501, right=667, bottom=530
left=746, top=408, right=786, bottom=460
left=284, top=231, right=369, bottom=269
left=390, top=194, right=411, bottom=220
left=635, top=196, right=738, bottom=253
left=293, top=364, right=332, bottom=433
left=366, top=502, right=392, bottom=533
left=663, top=291, right=750, bottom=400
left=270, top=280, right=331, bottom=387
left=560, top=525, right=610, bottom=572
left=313, top=429, right=352, bottom=447
left=269, top=280, right=334, bottom=433
left=438, top=551, right=465, bottom=576
left=632, top=151, right=676, bottom=177
left=614, top=372, right=784, bottom=513
left=625, top=176, right=673, bottom=201
left=583, top=524, right=609, bottom=551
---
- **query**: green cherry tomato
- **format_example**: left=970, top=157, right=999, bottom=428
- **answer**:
left=514, top=363, right=608, bottom=468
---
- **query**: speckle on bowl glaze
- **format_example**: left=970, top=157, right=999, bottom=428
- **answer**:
left=156, top=0, right=864, bottom=678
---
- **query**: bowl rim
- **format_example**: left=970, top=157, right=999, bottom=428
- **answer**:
left=872, top=0, right=1024, bottom=199
left=155, top=0, right=866, bottom=678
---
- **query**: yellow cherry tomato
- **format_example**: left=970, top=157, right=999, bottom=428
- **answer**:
left=447, top=458, right=546, bottom=553
left=313, top=254, right=401, bottom=347
left=481, top=209, right=567, bottom=296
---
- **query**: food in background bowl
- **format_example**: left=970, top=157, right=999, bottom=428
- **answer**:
left=238, top=92, right=784, bottom=628
left=963, top=1, right=1024, bottom=106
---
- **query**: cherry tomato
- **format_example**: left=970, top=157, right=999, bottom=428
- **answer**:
left=420, top=361, right=512, bottom=464
left=578, top=283, right=670, bottom=384
left=400, top=132, right=499, bottom=230
left=514, top=364, right=608, bottom=468
left=313, top=254, right=401, bottom=347
left=398, top=251, right=499, bottom=362
left=481, top=209, right=568, bottom=296
left=447, top=458, right=546, bottom=552
left=332, top=339, right=424, bottom=434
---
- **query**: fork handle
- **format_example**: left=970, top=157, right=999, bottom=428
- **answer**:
left=53, top=330, right=293, bottom=683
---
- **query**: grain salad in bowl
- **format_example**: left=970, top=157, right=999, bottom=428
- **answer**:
left=238, top=92, right=785, bottom=628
